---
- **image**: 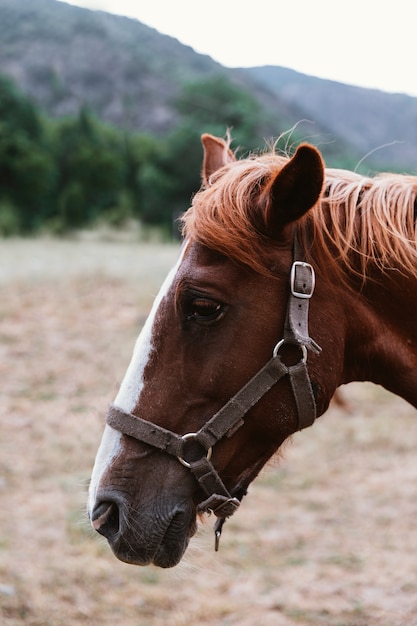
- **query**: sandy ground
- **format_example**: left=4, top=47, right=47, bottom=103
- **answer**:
left=1, top=237, right=417, bottom=626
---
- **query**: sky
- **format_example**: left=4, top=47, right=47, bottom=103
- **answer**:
left=58, top=0, right=417, bottom=98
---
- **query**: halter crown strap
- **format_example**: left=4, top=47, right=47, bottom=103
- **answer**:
left=285, top=235, right=321, bottom=354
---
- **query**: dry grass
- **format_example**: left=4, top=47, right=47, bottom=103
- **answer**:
left=1, top=237, right=417, bottom=626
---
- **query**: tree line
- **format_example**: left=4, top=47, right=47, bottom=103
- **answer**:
left=0, top=74, right=271, bottom=236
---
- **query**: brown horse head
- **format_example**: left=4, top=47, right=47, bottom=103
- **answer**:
left=88, top=134, right=417, bottom=567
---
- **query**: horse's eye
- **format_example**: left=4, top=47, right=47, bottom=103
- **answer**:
left=186, top=298, right=225, bottom=325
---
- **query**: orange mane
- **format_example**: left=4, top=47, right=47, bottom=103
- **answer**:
left=181, top=147, right=417, bottom=281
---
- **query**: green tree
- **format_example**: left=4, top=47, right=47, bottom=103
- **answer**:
left=140, top=75, right=268, bottom=232
left=0, top=76, right=55, bottom=232
left=123, top=131, right=166, bottom=223
left=52, top=108, right=127, bottom=230
left=174, top=75, right=263, bottom=150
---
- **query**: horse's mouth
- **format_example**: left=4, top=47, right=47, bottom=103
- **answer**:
left=105, top=507, right=198, bottom=568
left=154, top=510, right=198, bottom=567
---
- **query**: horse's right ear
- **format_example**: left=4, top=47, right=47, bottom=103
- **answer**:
left=201, top=134, right=235, bottom=186
left=262, top=144, right=324, bottom=236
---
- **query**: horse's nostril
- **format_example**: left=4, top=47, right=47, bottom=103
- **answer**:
left=91, top=501, right=120, bottom=539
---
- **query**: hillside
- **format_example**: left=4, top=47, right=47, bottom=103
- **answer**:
left=0, top=0, right=416, bottom=171
left=0, top=0, right=222, bottom=133
left=0, top=0, right=311, bottom=139
left=246, top=66, right=417, bottom=171
left=0, top=0, right=363, bottom=168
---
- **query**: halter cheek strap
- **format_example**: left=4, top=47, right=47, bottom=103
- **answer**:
left=106, top=235, right=321, bottom=550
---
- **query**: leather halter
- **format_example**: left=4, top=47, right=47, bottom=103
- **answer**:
left=106, top=234, right=321, bottom=549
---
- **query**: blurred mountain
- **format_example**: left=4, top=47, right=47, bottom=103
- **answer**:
left=1, top=0, right=416, bottom=171
left=245, top=66, right=417, bottom=171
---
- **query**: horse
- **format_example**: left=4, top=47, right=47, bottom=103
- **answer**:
left=88, top=133, right=417, bottom=568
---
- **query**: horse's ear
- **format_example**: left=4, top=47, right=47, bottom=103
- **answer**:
left=263, top=144, right=324, bottom=235
left=201, top=133, right=235, bottom=186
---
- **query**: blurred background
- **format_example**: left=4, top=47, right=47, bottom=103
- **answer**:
left=1, top=0, right=417, bottom=238
left=1, top=1, right=417, bottom=625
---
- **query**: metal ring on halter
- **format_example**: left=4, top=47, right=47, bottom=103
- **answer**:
left=177, top=432, right=213, bottom=468
left=273, top=338, right=308, bottom=363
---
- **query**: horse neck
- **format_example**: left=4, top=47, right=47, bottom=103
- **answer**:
left=304, top=185, right=417, bottom=408
left=338, top=265, right=417, bottom=409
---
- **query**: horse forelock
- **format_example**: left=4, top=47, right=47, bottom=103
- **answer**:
left=182, top=149, right=417, bottom=282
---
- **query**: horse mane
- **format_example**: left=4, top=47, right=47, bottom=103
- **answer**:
left=181, top=147, right=417, bottom=282
left=313, top=167, right=417, bottom=280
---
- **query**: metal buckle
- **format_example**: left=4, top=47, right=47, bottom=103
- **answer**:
left=290, top=261, right=315, bottom=299
left=177, top=432, right=212, bottom=468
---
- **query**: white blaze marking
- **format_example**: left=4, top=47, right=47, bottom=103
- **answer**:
left=88, top=245, right=187, bottom=515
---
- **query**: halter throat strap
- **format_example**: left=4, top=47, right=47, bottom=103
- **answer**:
left=106, top=235, right=321, bottom=547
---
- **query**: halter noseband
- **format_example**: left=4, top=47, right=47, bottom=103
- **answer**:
left=106, top=235, right=321, bottom=550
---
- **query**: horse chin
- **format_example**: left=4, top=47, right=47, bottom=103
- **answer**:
left=108, top=507, right=198, bottom=568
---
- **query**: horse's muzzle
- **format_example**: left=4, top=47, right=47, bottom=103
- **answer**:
left=90, top=494, right=197, bottom=567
